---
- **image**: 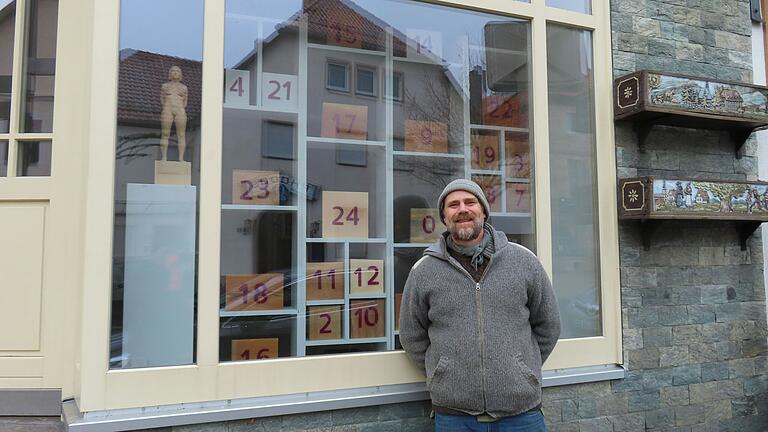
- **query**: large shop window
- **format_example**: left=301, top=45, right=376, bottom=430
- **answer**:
left=220, top=0, right=533, bottom=361
left=110, top=0, right=204, bottom=369
left=108, top=0, right=612, bottom=373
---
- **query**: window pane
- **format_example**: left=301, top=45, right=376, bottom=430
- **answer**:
left=547, top=25, right=600, bottom=338
left=0, top=140, right=7, bottom=176
left=356, top=67, right=376, bottom=96
left=546, top=0, right=590, bottom=14
left=110, top=0, right=204, bottom=369
left=0, top=1, right=14, bottom=133
left=17, top=140, right=50, bottom=176
left=327, top=63, right=348, bottom=91
left=20, top=0, right=57, bottom=133
left=222, top=0, right=533, bottom=361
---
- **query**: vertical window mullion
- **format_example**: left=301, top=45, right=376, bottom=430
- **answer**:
left=530, top=16, right=553, bottom=277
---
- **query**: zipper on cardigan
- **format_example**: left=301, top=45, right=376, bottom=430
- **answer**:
left=475, top=281, right=488, bottom=413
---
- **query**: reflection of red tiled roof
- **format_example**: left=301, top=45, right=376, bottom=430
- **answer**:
left=118, top=51, right=202, bottom=126
left=276, top=0, right=411, bottom=56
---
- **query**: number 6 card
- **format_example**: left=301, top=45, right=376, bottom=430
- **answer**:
left=322, top=191, right=369, bottom=238
left=232, top=170, right=280, bottom=205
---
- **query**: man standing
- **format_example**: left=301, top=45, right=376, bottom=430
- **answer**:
left=399, top=179, right=561, bottom=431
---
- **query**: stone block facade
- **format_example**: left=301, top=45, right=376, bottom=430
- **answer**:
left=140, top=1, right=768, bottom=431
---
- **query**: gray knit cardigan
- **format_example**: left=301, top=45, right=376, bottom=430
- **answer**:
left=399, top=229, right=561, bottom=418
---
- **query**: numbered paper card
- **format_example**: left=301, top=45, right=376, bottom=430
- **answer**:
left=395, top=292, right=403, bottom=331
left=350, top=300, right=385, bottom=339
left=406, top=29, right=443, bottom=58
left=322, top=191, right=369, bottom=238
left=231, top=338, right=278, bottom=361
left=306, top=262, right=345, bottom=301
left=261, top=72, right=298, bottom=111
left=321, top=103, right=369, bottom=140
left=471, top=133, right=500, bottom=171
left=308, top=306, right=342, bottom=340
left=225, top=69, right=250, bottom=107
left=349, top=259, right=384, bottom=294
left=409, top=208, right=443, bottom=243
left=404, top=120, right=448, bottom=154
left=232, top=170, right=280, bottom=205
left=224, top=273, right=284, bottom=311
left=472, top=175, right=502, bottom=213
left=506, top=182, right=531, bottom=213
left=482, top=94, right=525, bottom=128
left=505, top=136, right=531, bottom=179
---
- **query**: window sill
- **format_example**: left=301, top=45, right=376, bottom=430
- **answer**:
left=64, top=364, right=625, bottom=432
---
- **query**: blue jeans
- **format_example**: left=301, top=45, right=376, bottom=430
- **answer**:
left=435, top=411, right=546, bottom=432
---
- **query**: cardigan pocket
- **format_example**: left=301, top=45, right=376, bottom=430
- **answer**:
left=428, top=355, right=450, bottom=388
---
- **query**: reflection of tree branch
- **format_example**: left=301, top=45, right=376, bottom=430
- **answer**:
left=116, top=133, right=166, bottom=162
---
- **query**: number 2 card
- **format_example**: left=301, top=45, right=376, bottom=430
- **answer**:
left=308, top=305, right=342, bottom=340
left=321, top=191, right=369, bottom=238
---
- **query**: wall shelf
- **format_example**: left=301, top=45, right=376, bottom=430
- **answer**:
left=614, top=70, right=768, bottom=158
left=618, top=176, right=768, bottom=250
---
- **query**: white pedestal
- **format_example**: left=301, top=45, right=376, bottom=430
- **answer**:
left=122, top=183, right=196, bottom=368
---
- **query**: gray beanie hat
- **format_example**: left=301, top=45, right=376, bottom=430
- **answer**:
left=437, top=179, right=490, bottom=223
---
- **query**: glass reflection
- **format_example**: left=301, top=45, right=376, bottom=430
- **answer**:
left=547, top=25, right=601, bottom=338
left=110, top=0, right=203, bottom=369
left=547, top=0, right=591, bottom=14
left=221, top=0, right=536, bottom=361
left=17, top=140, right=50, bottom=176
left=20, top=0, right=57, bottom=133
left=0, top=1, right=14, bottom=133
left=0, top=140, right=7, bottom=176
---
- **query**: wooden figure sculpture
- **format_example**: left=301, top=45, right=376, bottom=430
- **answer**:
left=160, top=65, right=188, bottom=161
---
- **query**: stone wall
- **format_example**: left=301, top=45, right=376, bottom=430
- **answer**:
left=142, top=1, right=768, bottom=431
left=539, top=0, right=763, bottom=430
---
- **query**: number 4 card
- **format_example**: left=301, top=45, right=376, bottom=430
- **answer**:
left=322, top=191, right=369, bottom=238
left=225, top=69, right=250, bottom=107
left=349, top=259, right=384, bottom=294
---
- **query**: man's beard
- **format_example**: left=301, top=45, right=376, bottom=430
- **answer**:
left=446, top=213, right=484, bottom=241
